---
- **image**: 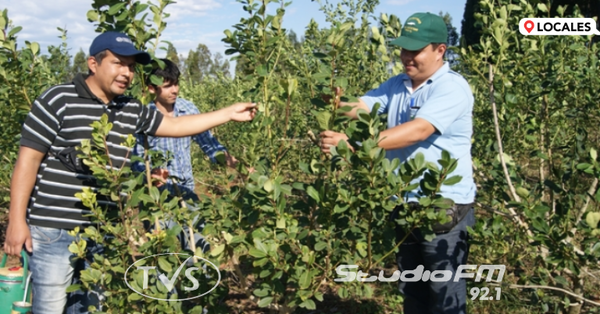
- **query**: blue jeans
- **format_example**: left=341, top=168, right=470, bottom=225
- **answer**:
left=395, top=208, right=475, bottom=314
left=29, top=225, right=102, bottom=314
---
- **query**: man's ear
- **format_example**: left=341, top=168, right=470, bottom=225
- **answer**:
left=148, top=84, right=156, bottom=94
left=87, top=56, right=97, bottom=75
left=436, top=44, right=447, bottom=61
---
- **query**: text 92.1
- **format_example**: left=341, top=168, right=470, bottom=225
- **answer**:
left=470, top=287, right=501, bottom=301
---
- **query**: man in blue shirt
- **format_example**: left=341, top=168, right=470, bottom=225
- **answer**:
left=320, top=12, right=476, bottom=314
left=133, top=59, right=239, bottom=201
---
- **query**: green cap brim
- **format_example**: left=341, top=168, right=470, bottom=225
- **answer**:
left=390, top=36, right=430, bottom=51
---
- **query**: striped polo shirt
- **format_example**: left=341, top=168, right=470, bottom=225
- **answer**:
left=20, top=73, right=163, bottom=230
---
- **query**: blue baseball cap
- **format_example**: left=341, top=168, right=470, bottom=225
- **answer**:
left=89, top=32, right=151, bottom=65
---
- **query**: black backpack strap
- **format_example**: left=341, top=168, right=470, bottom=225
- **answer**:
left=54, top=104, right=120, bottom=173
left=107, top=104, right=120, bottom=122
left=52, top=147, right=89, bottom=173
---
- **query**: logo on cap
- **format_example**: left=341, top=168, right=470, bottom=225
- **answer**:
left=116, top=37, right=133, bottom=44
left=409, top=17, right=422, bottom=24
left=404, top=17, right=422, bottom=33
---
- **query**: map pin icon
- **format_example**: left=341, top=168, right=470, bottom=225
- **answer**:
left=524, top=20, right=534, bottom=33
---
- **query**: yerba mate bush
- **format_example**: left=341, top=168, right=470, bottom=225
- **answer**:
left=0, top=9, right=71, bottom=207
left=460, top=1, right=600, bottom=313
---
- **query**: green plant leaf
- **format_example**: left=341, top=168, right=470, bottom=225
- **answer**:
left=306, top=186, right=320, bottom=202
left=30, top=42, right=39, bottom=55
left=157, top=256, right=172, bottom=273
left=8, top=26, right=22, bottom=37
left=299, top=299, right=316, bottom=310
left=249, top=248, right=267, bottom=258
left=516, top=187, right=529, bottom=198
left=107, top=2, right=126, bottom=14
left=258, top=297, right=273, bottom=307
left=443, top=175, right=462, bottom=186
left=66, top=284, right=82, bottom=293
left=313, top=110, right=332, bottom=130
left=299, top=270, right=311, bottom=289
left=211, top=244, right=226, bottom=256
left=314, top=241, right=327, bottom=251
left=276, top=217, right=286, bottom=229
left=337, top=77, right=348, bottom=90
left=586, top=212, right=600, bottom=229
left=257, top=64, right=268, bottom=76
left=127, top=292, right=143, bottom=301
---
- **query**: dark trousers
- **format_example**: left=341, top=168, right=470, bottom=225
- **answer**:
left=395, top=208, right=475, bottom=314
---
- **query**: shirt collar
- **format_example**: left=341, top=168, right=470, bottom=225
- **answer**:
left=429, top=61, right=450, bottom=82
left=174, top=99, right=187, bottom=114
left=73, top=73, right=126, bottom=107
left=73, top=73, right=97, bottom=100
left=402, top=62, right=450, bottom=93
left=403, top=79, right=414, bottom=94
left=148, top=98, right=187, bottom=114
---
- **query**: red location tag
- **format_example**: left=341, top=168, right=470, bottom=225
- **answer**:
left=524, top=20, right=534, bottom=33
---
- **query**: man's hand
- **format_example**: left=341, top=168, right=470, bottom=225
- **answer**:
left=319, top=130, right=351, bottom=154
left=229, top=102, right=257, bottom=122
left=4, top=219, right=32, bottom=256
left=4, top=146, right=45, bottom=256
left=224, top=152, right=239, bottom=168
left=155, top=102, right=257, bottom=138
left=224, top=153, right=256, bottom=173
left=320, top=87, right=343, bottom=109
left=151, top=168, right=169, bottom=187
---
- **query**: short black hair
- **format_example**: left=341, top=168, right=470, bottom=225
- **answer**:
left=148, top=58, right=180, bottom=86
left=431, top=43, right=447, bottom=50
left=88, top=50, right=108, bottom=75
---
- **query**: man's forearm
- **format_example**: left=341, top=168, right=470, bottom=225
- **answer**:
left=9, top=146, right=45, bottom=223
left=340, top=100, right=370, bottom=119
left=156, top=106, right=232, bottom=137
left=377, top=118, right=436, bottom=150
left=155, top=102, right=256, bottom=138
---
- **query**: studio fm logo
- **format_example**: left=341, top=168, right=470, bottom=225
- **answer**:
left=519, top=18, right=600, bottom=36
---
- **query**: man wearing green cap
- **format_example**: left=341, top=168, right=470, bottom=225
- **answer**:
left=320, top=12, right=475, bottom=314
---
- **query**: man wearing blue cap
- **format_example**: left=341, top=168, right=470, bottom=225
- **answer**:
left=3, top=31, right=256, bottom=314
left=320, top=12, right=476, bottom=314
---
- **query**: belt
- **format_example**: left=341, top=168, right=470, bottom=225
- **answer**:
left=393, top=202, right=473, bottom=234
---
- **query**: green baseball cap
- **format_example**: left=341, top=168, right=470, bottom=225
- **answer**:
left=390, top=12, right=448, bottom=51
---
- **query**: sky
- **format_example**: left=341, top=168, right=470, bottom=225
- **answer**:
left=1, top=0, right=467, bottom=65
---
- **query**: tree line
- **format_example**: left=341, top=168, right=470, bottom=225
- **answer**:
left=461, top=0, right=599, bottom=47
left=59, top=41, right=232, bottom=83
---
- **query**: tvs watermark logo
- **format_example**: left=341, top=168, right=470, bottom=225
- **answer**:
left=124, top=253, right=221, bottom=301
left=334, top=264, right=505, bottom=283
left=519, top=18, right=600, bottom=36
